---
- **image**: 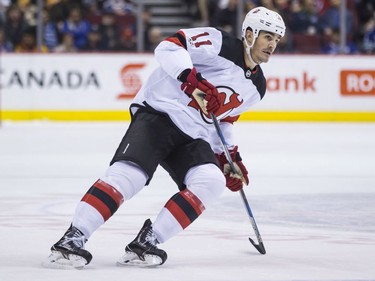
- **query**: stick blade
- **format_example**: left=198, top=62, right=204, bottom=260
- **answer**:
left=249, top=238, right=266, bottom=255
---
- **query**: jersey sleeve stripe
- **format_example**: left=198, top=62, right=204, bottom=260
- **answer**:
left=164, top=31, right=187, bottom=49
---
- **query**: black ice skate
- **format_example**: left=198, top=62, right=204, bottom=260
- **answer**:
left=117, top=219, right=167, bottom=267
left=42, top=224, right=92, bottom=270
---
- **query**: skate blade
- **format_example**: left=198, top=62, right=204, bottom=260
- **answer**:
left=41, top=251, right=87, bottom=270
left=116, top=252, right=163, bottom=267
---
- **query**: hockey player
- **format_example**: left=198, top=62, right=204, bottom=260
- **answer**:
left=43, top=7, right=285, bottom=269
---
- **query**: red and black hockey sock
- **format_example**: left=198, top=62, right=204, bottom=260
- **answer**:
left=81, top=179, right=124, bottom=221
left=165, top=189, right=205, bottom=229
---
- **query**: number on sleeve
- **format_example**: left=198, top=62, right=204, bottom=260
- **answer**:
left=191, top=32, right=212, bottom=48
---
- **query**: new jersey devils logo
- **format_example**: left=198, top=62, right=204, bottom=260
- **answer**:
left=188, top=86, right=243, bottom=123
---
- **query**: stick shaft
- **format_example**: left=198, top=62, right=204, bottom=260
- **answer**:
left=210, top=113, right=266, bottom=254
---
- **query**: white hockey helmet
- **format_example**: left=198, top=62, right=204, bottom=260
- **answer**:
left=242, top=7, right=286, bottom=40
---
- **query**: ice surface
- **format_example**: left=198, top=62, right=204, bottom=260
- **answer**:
left=0, top=121, right=374, bottom=281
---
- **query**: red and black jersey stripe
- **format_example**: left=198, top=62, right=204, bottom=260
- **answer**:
left=164, top=30, right=187, bottom=49
left=165, top=189, right=205, bottom=229
left=81, top=180, right=124, bottom=221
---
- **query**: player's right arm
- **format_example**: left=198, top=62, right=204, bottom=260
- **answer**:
left=154, top=27, right=222, bottom=80
left=154, top=30, right=193, bottom=80
left=154, top=28, right=223, bottom=115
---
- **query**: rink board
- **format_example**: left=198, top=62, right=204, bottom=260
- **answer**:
left=0, top=53, right=374, bottom=121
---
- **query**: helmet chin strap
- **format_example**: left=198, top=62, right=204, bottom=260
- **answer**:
left=244, top=36, right=260, bottom=66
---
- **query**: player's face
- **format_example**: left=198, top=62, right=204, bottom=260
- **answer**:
left=251, top=31, right=281, bottom=63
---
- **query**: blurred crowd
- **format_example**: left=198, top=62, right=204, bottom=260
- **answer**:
left=193, top=0, right=375, bottom=54
left=0, top=0, right=141, bottom=53
left=0, top=0, right=374, bottom=54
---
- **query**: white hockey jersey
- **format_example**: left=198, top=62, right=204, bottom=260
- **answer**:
left=131, top=27, right=266, bottom=153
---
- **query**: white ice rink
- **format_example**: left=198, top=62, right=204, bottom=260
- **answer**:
left=0, top=121, right=374, bottom=281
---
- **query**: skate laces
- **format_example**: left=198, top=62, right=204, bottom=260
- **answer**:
left=141, top=227, right=158, bottom=248
left=61, top=228, right=86, bottom=249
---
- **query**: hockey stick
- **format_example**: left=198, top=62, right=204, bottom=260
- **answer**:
left=210, top=113, right=266, bottom=255
left=192, top=89, right=266, bottom=254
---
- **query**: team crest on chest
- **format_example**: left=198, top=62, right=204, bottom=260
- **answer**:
left=188, top=86, right=243, bottom=123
